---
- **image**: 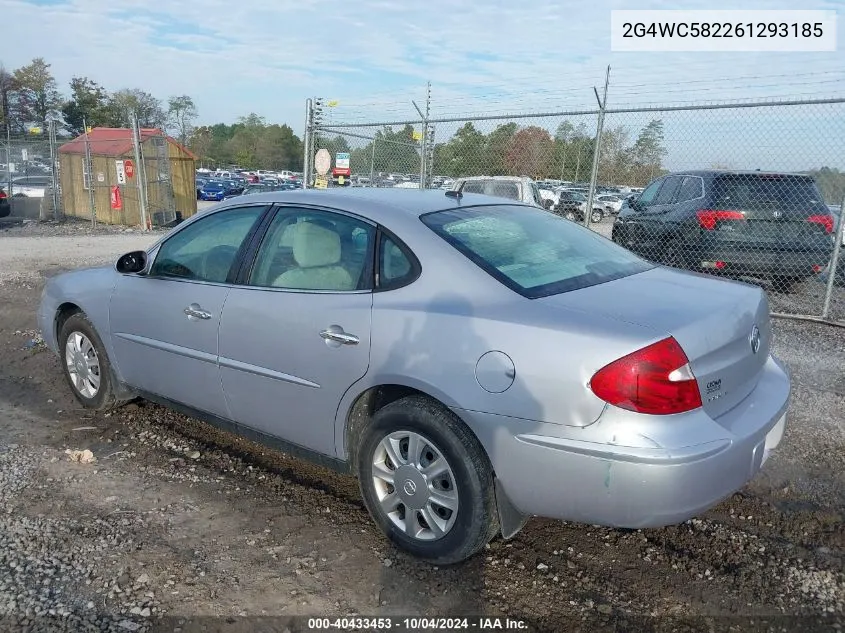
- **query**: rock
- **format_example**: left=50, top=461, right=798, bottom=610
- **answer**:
left=187, top=451, right=201, bottom=460
left=383, top=558, right=392, bottom=567
left=65, top=449, right=96, bottom=463
left=537, top=563, right=549, bottom=571
left=140, top=607, right=151, bottom=617
left=136, top=573, right=150, bottom=585
left=597, top=604, right=612, bottom=615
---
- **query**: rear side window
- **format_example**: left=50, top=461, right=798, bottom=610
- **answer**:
left=713, top=174, right=825, bottom=210
left=488, top=181, right=520, bottom=200
left=422, top=205, right=652, bottom=298
left=461, top=181, right=484, bottom=194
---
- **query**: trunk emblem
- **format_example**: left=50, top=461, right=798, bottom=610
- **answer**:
left=772, top=210, right=783, bottom=219
left=750, top=325, right=761, bottom=354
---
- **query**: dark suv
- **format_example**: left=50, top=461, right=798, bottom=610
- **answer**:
left=611, top=170, right=835, bottom=292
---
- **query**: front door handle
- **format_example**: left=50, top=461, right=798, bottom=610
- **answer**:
left=184, top=303, right=212, bottom=320
left=320, top=326, right=359, bottom=346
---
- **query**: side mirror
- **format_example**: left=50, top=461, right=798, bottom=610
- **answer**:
left=116, top=250, right=147, bottom=274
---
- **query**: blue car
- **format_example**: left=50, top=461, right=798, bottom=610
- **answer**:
left=199, top=181, right=226, bottom=201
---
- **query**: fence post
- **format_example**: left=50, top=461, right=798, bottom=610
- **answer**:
left=369, top=139, right=377, bottom=184
left=584, top=66, right=610, bottom=229
left=48, top=119, right=61, bottom=220
left=130, top=113, right=148, bottom=231
left=82, top=117, right=96, bottom=227
left=302, top=98, right=312, bottom=189
left=821, top=195, right=845, bottom=320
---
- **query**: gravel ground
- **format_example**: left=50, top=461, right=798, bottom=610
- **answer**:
left=0, top=220, right=842, bottom=633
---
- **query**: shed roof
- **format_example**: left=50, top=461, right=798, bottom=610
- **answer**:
left=58, top=127, right=196, bottom=159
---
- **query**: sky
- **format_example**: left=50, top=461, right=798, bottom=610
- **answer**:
left=3, top=0, right=845, bottom=170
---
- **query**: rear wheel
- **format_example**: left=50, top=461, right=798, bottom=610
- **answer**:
left=356, top=396, right=497, bottom=565
left=564, top=210, right=577, bottom=222
left=590, top=209, right=604, bottom=224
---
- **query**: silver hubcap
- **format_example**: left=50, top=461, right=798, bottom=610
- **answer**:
left=371, top=431, right=459, bottom=541
left=64, top=332, right=101, bottom=399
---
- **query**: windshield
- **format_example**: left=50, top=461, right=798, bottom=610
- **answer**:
left=422, top=205, right=653, bottom=298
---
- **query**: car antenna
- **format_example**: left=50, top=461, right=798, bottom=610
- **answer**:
left=445, top=181, right=465, bottom=199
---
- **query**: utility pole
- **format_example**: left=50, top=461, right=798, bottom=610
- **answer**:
left=412, top=81, right=431, bottom=189
left=302, top=98, right=312, bottom=188
left=584, top=65, right=610, bottom=229
left=48, top=118, right=61, bottom=220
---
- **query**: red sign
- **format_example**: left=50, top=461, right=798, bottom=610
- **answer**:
left=332, top=167, right=351, bottom=177
left=110, top=186, right=122, bottom=210
left=123, top=160, right=135, bottom=179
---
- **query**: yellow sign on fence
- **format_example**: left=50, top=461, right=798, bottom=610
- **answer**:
left=314, top=176, right=328, bottom=189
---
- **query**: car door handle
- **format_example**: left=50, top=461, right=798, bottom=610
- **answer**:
left=320, top=327, right=359, bottom=345
left=183, top=304, right=212, bottom=320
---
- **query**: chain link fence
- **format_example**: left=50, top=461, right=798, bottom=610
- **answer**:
left=0, top=126, right=62, bottom=221
left=307, top=97, right=845, bottom=323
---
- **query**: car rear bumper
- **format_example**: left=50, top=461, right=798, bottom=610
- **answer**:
left=689, top=243, right=831, bottom=279
left=456, top=354, right=790, bottom=528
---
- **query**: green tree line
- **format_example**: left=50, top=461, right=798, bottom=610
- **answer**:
left=0, top=57, right=303, bottom=171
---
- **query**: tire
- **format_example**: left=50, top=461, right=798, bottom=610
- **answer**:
left=590, top=209, right=603, bottom=224
left=59, top=312, right=125, bottom=411
left=356, top=395, right=498, bottom=565
left=564, top=210, right=577, bottom=222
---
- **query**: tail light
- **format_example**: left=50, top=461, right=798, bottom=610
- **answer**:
left=697, top=209, right=744, bottom=230
left=0, top=190, right=7, bottom=199
left=807, top=214, right=833, bottom=234
left=589, top=337, right=703, bottom=415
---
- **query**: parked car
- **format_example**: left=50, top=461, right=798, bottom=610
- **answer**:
left=38, top=189, right=790, bottom=564
left=0, top=187, right=10, bottom=218
left=556, top=191, right=605, bottom=223
left=198, top=181, right=228, bottom=201
left=450, top=176, right=545, bottom=208
left=241, top=184, right=276, bottom=196
left=611, top=170, right=835, bottom=293
left=596, top=194, right=624, bottom=214
left=10, top=175, right=52, bottom=197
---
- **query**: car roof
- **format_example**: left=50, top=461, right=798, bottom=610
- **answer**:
left=214, top=188, right=530, bottom=225
left=666, top=169, right=814, bottom=178
left=455, top=175, right=533, bottom=182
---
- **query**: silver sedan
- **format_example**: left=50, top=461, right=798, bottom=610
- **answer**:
left=37, top=189, right=790, bottom=564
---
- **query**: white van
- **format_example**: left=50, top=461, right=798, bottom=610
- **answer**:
left=450, top=176, right=545, bottom=208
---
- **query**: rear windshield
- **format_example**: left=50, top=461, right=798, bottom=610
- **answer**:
left=422, top=205, right=653, bottom=298
left=460, top=180, right=520, bottom=201
left=713, top=174, right=825, bottom=210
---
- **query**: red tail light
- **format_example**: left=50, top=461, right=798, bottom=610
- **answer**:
left=807, top=214, right=833, bottom=234
left=0, top=191, right=7, bottom=199
left=589, top=337, right=703, bottom=415
left=696, top=209, right=745, bottom=230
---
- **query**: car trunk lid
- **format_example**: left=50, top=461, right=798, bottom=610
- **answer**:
left=540, top=266, right=771, bottom=421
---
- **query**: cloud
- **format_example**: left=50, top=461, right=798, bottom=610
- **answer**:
left=2, top=0, right=843, bottom=137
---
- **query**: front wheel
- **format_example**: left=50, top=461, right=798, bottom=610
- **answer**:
left=590, top=209, right=603, bottom=224
left=356, top=396, right=498, bottom=565
left=59, top=312, right=123, bottom=410
left=564, top=210, right=577, bottom=222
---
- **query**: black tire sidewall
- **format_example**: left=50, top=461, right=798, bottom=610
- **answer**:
left=357, top=400, right=494, bottom=564
left=59, top=313, right=113, bottom=409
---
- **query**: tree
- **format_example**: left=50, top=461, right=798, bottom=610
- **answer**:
left=61, top=77, right=110, bottom=135
left=505, top=126, right=554, bottom=179
left=11, top=58, right=63, bottom=130
left=553, top=121, right=575, bottom=180
left=485, top=123, right=517, bottom=175
left=597, top=125, right=632, bottom=185
left=0, top=65, right=13, bottom=133
left=106, top=89, right=166, bottom=128
left=440, top=123, right=486, bottom=177
left=167, top=95, right=198, bottom=146
left=630, top=119, right=667, bottom=184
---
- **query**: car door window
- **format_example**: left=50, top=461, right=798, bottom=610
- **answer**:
left=149, top=206, right=265, bottom=283
left=654, top=176, right=682, bottom=205
left=461, top=181, right=485, bottom=194
left=378, top=234, right=415, bottom=289
left=677, top=176, right=703, bottom=202
left=248, top=208, right=375, bottom=291
left=636, top=179, right=663, bottom=207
